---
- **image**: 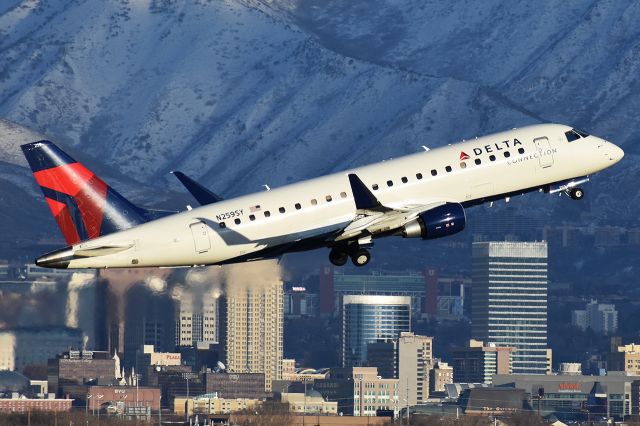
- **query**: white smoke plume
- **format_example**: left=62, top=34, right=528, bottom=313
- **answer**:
left=222, top=260, right=283, bottom=295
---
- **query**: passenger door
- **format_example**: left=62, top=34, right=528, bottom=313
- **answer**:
left=534, top=137, right=554, bottom=168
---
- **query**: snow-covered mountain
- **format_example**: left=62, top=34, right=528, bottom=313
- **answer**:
left=0, top=0, right=637, bottom=244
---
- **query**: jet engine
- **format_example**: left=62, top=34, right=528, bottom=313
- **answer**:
left=402, top=202, right=466, bottom=239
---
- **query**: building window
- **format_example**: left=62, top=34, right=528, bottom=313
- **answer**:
left=340, top=192, right=347, bottom=198
left=311, top=199, right=318, bottom=205
left=445, top=166, right=452, bottom=172
left=416, top=173, right=423, bottom=179
left=475, top=158, right=481, bottom=165
left=249, top=215, right=255, bottom=221
left=431, top=169, right=437, bottom=176
left=295, top=203, right=301, bottom=210
left=234, top=218, right=241, bottom=225
left=264, top=211, right=271, bottom=217
left=326, top=195, right=332, bottom=202
left=401, top=177, right=408, bottom=183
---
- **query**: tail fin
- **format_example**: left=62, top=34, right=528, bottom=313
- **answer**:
left=21, top=140, right=149, bottom=245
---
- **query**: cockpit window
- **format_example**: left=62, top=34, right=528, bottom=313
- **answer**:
left=565, top=130, right=581, bottom=142
left=573, top=128, right=590, bottom=138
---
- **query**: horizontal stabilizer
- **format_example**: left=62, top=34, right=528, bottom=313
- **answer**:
left=171, top=171, right=223, bottom=205
left=74, top=242, right=135, bottom=257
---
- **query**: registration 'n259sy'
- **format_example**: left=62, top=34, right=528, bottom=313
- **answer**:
left=216, top=209, right=244, bottom=221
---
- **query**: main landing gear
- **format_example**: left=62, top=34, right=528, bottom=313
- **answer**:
left=568, top=187, right=584, bottom=200
left=329, top=246, right=371, bottom=267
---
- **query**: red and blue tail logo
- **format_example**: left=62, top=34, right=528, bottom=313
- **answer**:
left=21, top=141, right=147, bottom=245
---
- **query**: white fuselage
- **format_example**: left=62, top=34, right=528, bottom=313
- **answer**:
left=59, top=123, right=623, bottom=268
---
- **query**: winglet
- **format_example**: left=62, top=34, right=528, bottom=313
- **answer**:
left=171, top=171, right=223, bottom=205
left=348, top=173, right=382, bottom=210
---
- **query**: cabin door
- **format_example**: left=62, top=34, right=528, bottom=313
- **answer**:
left=534, top=137, right=554, bottom=168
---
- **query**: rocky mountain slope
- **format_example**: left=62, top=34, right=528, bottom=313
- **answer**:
left=0, top=0, right=637, bottom=246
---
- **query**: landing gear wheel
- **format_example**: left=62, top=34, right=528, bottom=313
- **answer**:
left=351, top=248, right=371, bottom=267
left=329, top=248, right=349, bottom=266
left=569, top=187, right=584, bottom=200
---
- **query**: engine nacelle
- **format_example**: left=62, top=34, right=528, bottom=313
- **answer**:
left=402, top=202, right=466, bottom=240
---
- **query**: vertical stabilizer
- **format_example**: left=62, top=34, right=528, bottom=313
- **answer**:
left=21, top=140, right=148, bottom=245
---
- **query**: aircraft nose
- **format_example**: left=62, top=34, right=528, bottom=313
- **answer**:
left=609, top=142, right=624, bottom=163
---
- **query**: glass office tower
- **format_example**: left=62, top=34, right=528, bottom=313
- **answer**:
left=342, top=295, right=411, bottom=367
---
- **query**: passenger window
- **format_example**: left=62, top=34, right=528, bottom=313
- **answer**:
left=445, top=166, right=452, bottom=172
left=311, top=199, right=318, bottom=205
left=279, top=207, right=285, bottom=213
left=249, top=214, right=255, bottom=221
left=219, top=222, right=226, bottom=228
left=234, top=218, right=241, bottom=225
left=387, top=180, right=393, bottom=187
left=460, top=162, right=467, bottom=169
left=326, top=195, right=332, bottom=202
left=474, top=158, right=481, bottom=165
left=372, top=184, right=379, bottom=191
left=340, top=192, right=347, bottom=198
left=431, top=169, right=437, bottom=176
left=504, top=151, right=511, bottom=158
left=295, top=203, right=301, bottom=210
left=401, top=177, right=408, bottom=183
left=416, top=173, right=423, bottom=180
left=489, top=155, right=496, bottom=161
left=264, top=211, right=271, bottom=217
left=518, top=148, right=525, bottom=154
left=565, top=130, right=580, bottom=142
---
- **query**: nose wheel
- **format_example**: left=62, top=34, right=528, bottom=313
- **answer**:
left=568, top=187, right=584, bottom=200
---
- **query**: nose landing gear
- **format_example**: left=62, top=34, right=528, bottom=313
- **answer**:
left=568, top=187, right=584, bottom=200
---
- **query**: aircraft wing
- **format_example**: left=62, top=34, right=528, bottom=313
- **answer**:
left=332, top=174, right=446, bottom=242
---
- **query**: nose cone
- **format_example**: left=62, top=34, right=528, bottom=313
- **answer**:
left=610, top=143, right=625, bottom=163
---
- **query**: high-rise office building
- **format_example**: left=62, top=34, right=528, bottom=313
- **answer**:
left=366, top=332, right=433, bottom=405
left=176, top=293, right=220, bottom=346
left=225, top=280, right=283, bottom=393
left=398, top=332, right=433, bottom=404
left=321, top=266, right=468, bottom=319
left=123, top=284, right=176, bottom=368
left=342, top=295, right=411, bottom=367
left=472, top=241, right=550, bottom=375
left=572, top=299, right=618, bottom=335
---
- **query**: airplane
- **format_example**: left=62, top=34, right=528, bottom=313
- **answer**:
left=21, top=123, right=623, bottom=269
